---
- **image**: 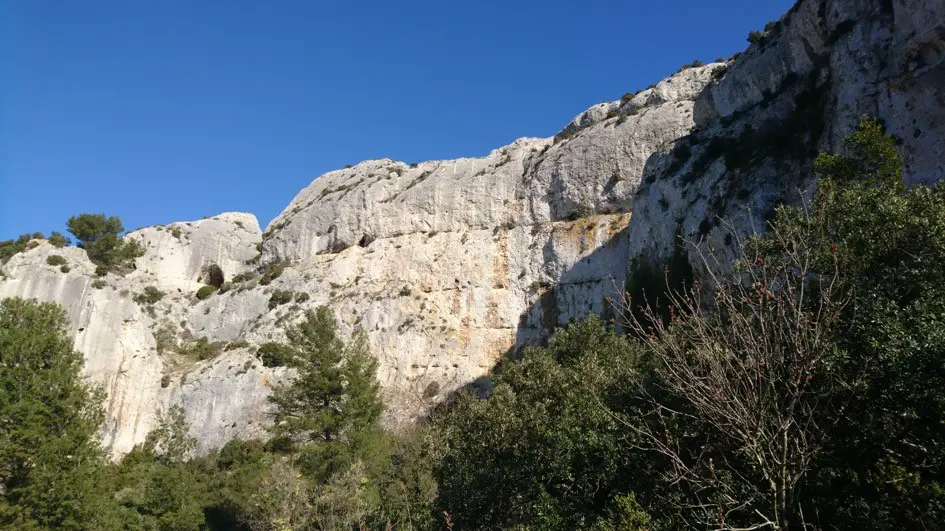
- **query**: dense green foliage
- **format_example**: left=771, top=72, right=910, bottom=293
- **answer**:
left=435, top=316, right=647, bottom=529
left=194, top=307, right=391, bottom=530
left=0, top=298, right=397, bottom=529
left=268, top=307, right=384, bottom=480
left=0, top=298, right=117, bottom=529
left=0, top=234, right=42, bottom=263
left=430, top=118, right=945, bottom=529
left=753, top=118, right=945, bottom=527
left=256, top=341, right=296, bottom=367
left=114, top=406, right=210, bottom=530
left=66, top=213, right=144, bottom=272
left=196, top=285, right=218, bottom=300
left=66, top=214, right=124, bottom=244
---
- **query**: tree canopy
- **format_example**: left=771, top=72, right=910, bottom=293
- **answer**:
left=0, top=298, right=118, bottom=529
left=66, top=213, right=143, bottom=271
left=268, top=306, right=384, bottom=482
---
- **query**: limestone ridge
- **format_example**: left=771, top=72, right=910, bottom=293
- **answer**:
left=1, top=0, right=943, bottom=456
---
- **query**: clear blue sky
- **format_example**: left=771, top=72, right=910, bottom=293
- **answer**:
left=0, top=0, right=794, bottom=240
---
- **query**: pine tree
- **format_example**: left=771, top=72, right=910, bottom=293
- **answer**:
left=114, top=405, right=207, bottom=530
left=339, top=328, right=383, bottom=437
left=0, top=297, right=120, bottom=529
left=140, top=405, right=197, bottom=464
left=65, top=213, right=143, bottom=270
left=269, top=306, right=384, bottom=480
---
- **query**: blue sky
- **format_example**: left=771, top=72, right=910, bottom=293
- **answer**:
left=0, top=0, right=794, bottom=240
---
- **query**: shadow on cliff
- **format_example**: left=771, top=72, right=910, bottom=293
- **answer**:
left=437, top=223, right=632, bottom=404
left=429, top=30, right=830, bottom=409
left=433, top=60, right=789, bottom=406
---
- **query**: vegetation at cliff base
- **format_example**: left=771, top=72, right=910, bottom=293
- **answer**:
left=0, top=298, right=117, bottom=529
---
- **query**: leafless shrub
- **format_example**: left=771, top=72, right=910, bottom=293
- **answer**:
left=611, top=212, right=849, bottom=529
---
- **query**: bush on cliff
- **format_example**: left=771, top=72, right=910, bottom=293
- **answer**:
left=66, top=213, right=144, bottom=272
left=196, top=285, right=217, bottom=300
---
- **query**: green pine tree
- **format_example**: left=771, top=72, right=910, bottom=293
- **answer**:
left=66, top=213, right=144, bottom=271
left=114, top=406, right=208, bottom=531
left=269, top=306, right=384, bottom=481
left=338, top=328, right=383, bottom=437
left=0, top=297, right=120, bottom=529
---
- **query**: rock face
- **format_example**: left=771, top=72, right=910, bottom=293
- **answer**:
left=629, top=0, right=945, bottom=273
left=0, top=215, right=279, bottom=454
left=1, top=0, right=942, bottom=456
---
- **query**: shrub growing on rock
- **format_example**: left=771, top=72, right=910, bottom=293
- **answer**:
left=259, top=261, right=288, bottom=286
left=748, top=30, right=766, bottom=45
left=46, top=254, right=66, bottom=266
left=134, top=285, right=165, bottom=306
left=231, top=271, right=257, bottom=283
left=153, top=322, right=178, bottom=354
left=48, top=231, right=69, bottom=248
left=710, top=64, right=728, bottom=81
left=0, top=234, right=41, bottom=263
left=196, top=285, right=217, bottom=300
left=224, top=340, right=250, bottom=351
left=178, top=337, right=224, bottom=361
left=206, top=264, right=224, bottom=288
left=268, top=290, right=294, bottom=310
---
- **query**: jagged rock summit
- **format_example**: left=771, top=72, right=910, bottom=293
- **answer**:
left=2, top=0, right=943, bottom=456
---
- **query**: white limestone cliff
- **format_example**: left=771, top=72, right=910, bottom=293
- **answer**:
left=1, top=0, right=942, bottom=456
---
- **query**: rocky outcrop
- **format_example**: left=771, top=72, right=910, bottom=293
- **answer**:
left=0, top=215, right=279, bottom=454
left=1, top=0, right=942, bottom=456
left=629, top=0, right=945, bottom=273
